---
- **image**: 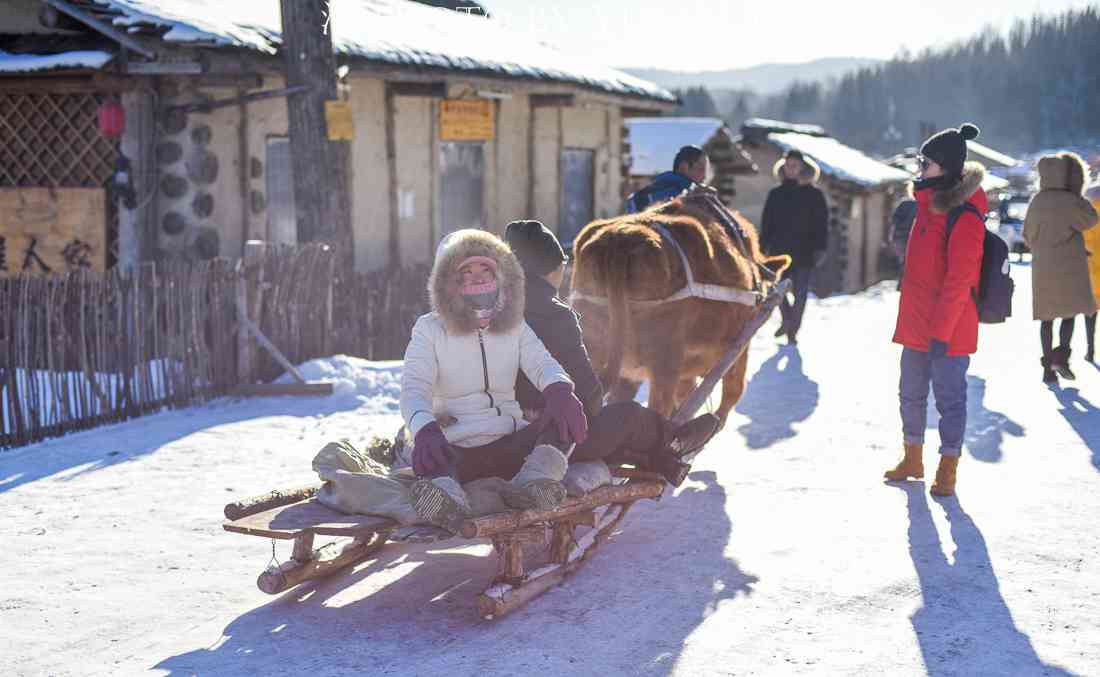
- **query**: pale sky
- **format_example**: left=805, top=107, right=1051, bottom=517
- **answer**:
left=480, top=0, right=1097, bottom=71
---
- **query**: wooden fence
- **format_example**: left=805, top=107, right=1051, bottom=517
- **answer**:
left=0, top=260, right=239, bottom=449
left=0, top=244, right=431, bottom=450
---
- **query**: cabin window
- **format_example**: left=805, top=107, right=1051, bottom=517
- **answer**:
left=265, top=137, right=297, bottom=246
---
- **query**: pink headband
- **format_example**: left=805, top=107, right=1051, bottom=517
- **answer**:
left=456, top=255, right=498, bottom=276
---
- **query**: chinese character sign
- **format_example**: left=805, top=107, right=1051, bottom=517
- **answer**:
left=440, top=99, right=495, bottom=141
left=0, top=188, right=106, bottom=276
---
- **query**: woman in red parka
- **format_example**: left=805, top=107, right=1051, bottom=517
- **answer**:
left=883, top=123, right=986, bottom=497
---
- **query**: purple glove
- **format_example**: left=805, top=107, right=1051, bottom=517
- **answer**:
left=541, top=382, right=588, bottom=445
left=412, top=422, right=454, bottom=477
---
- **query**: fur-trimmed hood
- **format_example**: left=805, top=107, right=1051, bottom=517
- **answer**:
left=1038, top=152, right=1089, bottom=195
left=772, top=155, right=821, bottom=184
left=923, top=161, right=986, bottom=213
left=428, top=229, right=525, bottom=335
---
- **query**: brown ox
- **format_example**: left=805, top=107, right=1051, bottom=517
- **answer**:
left=570, top=193, right=790, bottom=426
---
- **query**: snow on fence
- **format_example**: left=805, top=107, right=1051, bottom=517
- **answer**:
left=0, top=244, right=431, bottom=450
left=0, top=260, right=239, bottom=449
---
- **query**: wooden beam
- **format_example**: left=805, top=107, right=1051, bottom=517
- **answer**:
left=459, top=481, right=663, bottom=539
left=224, top=483, right=322, bottom=521
left=41, top=0, right=157, bottom=60
left=238, top=315, right=308, bottom=384
left=669, top=276, right=791, bottom=427
left=387, top=81, right=446, bottom=98
left=530, top=93, right=574, bottom=108
left=257, top=534, right=387, bottom=595
left=165, top=85, right=310, bottom=115
left=125, top=62, right=202, bottom=75
left=234, top=383, right=334, bottom=397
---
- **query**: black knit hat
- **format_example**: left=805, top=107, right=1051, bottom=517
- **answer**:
left=920, top=123, right=980, bottom=178
left=783, top=149, right=805, bottom=162
left=504, top=220, right=568, bottom=277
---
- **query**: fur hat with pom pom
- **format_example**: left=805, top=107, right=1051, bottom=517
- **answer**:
left=920, top=123, right=980, bottom=179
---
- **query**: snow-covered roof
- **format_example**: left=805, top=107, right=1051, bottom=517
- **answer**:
left=78, top=0, right=673, bottom=102
left=966, top=140, right=1020, bottom=168
left=768, top=132, right=911, bottom=187
left=0, top=50, right=114, bottom=73
left=625, top=117, right=728, bottom=176
left=742, top=118, right=827, bottom=137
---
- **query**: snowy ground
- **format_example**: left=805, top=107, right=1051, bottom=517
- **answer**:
left=3, top=261, right=1098, bottom=676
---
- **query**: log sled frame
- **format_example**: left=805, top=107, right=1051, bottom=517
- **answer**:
left=222, top=471, right=666, bottom=619
left=222, top=278, right=787, bottom=618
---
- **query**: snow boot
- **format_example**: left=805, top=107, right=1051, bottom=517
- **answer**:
left=667, top=413, right=721, bottom=459
left=1040, top=356, right=1059, bottom=384
left=884, top=443, right=924, bottom=481
left=930, top=454, right=960, bottom=497
left=410, top=476, right=472, bottom=534
left=1051, top=346, right=1076, bottom=380
left=501, top=445, right=568, bottom=511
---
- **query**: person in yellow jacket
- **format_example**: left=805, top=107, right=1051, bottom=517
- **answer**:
left=1085, top=180, right=1100, bottom=362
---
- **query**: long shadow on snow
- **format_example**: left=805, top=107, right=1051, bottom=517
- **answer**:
left=923, top=375, right=1024, bottom=463
left=896, top=483, right=1075, bottom=676
left=1047, top=385, right=1100, bottom=471
left=735, top=345, right=819, bottom=449
left=0, top=389, right=383, bottom=495
left=154, top=470, right=757, bottom=676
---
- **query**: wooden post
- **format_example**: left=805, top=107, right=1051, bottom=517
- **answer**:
left=279, top=0, right=353, bottom=273
left=235, top=260, right=254, bottom=385
left=257, top=533, right=387, bottom=595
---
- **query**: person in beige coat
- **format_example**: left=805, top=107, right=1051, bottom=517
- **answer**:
left=1024, top=152, right=1099, bottom=383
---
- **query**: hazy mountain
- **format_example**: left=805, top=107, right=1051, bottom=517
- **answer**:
left=624, top=57, right=882, bottom=95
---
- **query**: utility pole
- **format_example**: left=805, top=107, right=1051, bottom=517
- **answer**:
left=279, top=0, right=353, bottom=272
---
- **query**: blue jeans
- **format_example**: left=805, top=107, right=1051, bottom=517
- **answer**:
left=779, top=267, right=813, bottom=339
left=899, top=347, right=969, bottom=457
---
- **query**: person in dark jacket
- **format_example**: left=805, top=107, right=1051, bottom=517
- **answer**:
left=623, top=145, right=709, bottom=214
left=505, top=220, right=719, bottom=486
left=883, top=123, right=987, bottom=498
left=760, top=149, right=829, bottom=344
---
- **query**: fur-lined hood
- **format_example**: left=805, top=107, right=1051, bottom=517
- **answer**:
left=1038, top=152, right=1089, bottom=195
left=772, top=155, right=821, bottom=184
left=428, top=229, right=525, bottom=335
left=918, top=161, right=986, bottom=213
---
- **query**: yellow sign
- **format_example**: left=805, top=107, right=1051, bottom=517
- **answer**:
left=325, top=100, right=355, bottom=141
left=440, top=99, right=495, bottom=141
left=0, top=188, right=106, bottom=275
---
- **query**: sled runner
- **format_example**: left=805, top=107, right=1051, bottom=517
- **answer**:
left=223, top=471, right=665, bottom=619
left=223, top=276, right=788, bottom=618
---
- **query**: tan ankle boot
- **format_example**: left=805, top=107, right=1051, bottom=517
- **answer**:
left=884, top=443, right=924, bottom=481
left=930, top=455, right=959, bottom=497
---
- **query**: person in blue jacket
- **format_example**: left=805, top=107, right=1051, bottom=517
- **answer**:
left=624, top=145, right=710, bottom=213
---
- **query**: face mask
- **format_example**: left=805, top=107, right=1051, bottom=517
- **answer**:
left=460, top=281, right=501, bottom=328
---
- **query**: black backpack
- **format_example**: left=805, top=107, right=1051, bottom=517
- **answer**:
left=945, top=202, right=1014, bottom=324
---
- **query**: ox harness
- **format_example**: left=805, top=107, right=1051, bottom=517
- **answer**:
left=570, top=191, right=773, bottom=310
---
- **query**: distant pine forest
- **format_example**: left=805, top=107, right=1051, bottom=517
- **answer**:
left=673, top=5, right=1100, bottom=156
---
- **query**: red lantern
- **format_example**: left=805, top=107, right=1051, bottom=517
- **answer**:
left=97, top=100, right=126, bottom=139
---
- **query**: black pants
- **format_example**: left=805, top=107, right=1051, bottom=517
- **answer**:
left=571, top=401, right=666, bottom=465
left=1040, top=317, right=1075, bottom=359
left=448, top=401, right=667, bottom=483
left=779, top=267, right=813, bottom=340
left=450, top=422, right=548, bottom=484
left=1086, top=313, right=1097, bottom=354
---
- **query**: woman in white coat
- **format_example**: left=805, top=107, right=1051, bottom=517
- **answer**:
left=400, top=229, right=588, bottom=531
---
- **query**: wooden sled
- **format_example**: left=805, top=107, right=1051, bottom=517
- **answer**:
left=223, top=470, right=665, bottom=619
left=222, top=276, right=788, bottom=618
